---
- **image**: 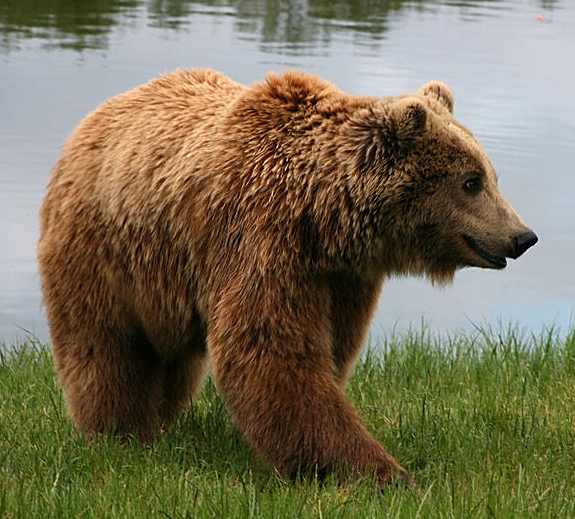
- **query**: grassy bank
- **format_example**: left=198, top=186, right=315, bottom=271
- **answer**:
left=1, top=326, right=575, bottom=518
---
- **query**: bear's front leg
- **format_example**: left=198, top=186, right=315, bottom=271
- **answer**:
left=329, top=272, right=385, bottom=386
left=208, top=275, right=409, bottom=488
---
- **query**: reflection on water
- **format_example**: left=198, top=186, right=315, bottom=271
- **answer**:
left=0, top=0, right=562, bottom=52
left=0, top=0, right=573, bottom=343
left=0, top=0, right=411, bottom=53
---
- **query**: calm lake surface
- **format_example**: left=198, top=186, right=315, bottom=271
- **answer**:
left=1, top=0, right=574, bottom=344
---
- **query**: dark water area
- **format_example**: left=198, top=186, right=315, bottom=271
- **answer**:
left=1, top=0, right=574, bottom=344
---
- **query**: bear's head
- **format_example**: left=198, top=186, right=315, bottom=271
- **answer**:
left=352, top=81, right=537, bottom=283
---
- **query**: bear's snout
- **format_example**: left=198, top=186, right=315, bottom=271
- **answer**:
left=511, top=230, right=538, bottom=259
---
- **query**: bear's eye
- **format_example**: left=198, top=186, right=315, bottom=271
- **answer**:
left=463, top=177, right=482, bottom=195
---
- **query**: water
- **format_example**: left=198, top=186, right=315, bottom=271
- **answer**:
left=1, top=0, right=574, bottom=344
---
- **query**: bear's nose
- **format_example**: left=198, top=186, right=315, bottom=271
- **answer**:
left=513, top=231, right=538, bottom=258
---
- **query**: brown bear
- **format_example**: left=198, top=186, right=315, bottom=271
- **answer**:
left=38, top=69, right=537, bottom=487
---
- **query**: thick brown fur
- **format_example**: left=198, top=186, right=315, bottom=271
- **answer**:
left=38, top=69, right=536, bottom=487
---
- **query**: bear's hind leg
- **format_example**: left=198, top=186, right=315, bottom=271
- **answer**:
left=54, top=325, right=165, bottom=442
left=157, top=343, right=209, bottom=427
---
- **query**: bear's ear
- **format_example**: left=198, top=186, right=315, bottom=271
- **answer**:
left=418, top=81, right=454, bottom=114
left=390, top=97, right=428, bottom=141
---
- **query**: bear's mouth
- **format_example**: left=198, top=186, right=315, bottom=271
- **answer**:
left=463, top=235, right=507, bottom=269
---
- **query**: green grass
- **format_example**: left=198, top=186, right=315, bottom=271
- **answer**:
left=1, top=325, right=575, bottom=518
